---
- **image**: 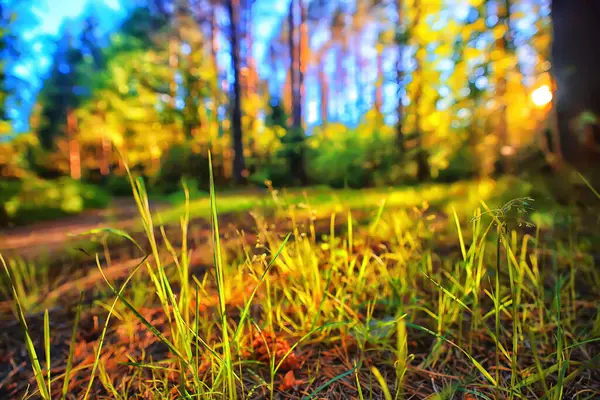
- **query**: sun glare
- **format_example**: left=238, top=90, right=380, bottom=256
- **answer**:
left=531, top=84, right=553, bottom=108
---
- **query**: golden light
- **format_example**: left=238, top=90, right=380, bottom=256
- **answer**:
left=531, top=85, right=553, bottom=108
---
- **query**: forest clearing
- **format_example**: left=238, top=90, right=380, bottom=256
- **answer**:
left=1, top=0, right=600, bottom=398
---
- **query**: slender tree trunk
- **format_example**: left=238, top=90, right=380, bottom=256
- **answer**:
left=245, top=0, right=258, bottom=177
left=288, top=0, right=298, bottom=124
left=319, top=60, right=328, bottom=124
left=67, top=109, right=81, bottom=180
left=227, top=0, right=246, bottom=184
left=287, top=0, right=308, bottom=185
left=495, top=0, right=512, bottom=174
left=395, top=0, right=405, bottom=152
left=352, top=29, right=362, bottom=122
left=299, top=0, right=307, bottom=125
left=375, top=49, right=383, bottom=114
left=210, top=6, right=222, bottom=145
left=95, top=103, right=111, bottom=176
left=100, top=136, right=111, bottom=176
left=168, top=37, right=178, bottom=110
left=414, top=77, right=429, bottom=182
left=412, top=0, right=429, bottom=182
left=245, top=0, right=257, bottom=96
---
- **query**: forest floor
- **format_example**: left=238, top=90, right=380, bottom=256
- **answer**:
left=1, top=176, right=599, bottom=399
left=0, top=198, right=167, bottom=259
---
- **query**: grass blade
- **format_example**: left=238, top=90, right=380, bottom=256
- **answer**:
left=232, top=233, right=291, bottom=343
left=301, top=364, right=358, bottom=400
left=371, top=366, right=392, bottom=400
left=452, top=206, right=467, bottom=262
left=70, top=227, right=144, bottom=254
left=420, top=270, right=472, bottom=313
left=44, top=309, right=51, bottom=394
left=2, top=254, right=50, bottom=399
left=83, top=254, right=149, bottom=400
left=577, top=172, right=600, bottom=200
left=61, top=292, right=84, bottom=400
left=208, top=151, right=236, bottom=399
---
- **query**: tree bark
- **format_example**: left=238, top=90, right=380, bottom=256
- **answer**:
left=395, top=0, right=405, bottom=152
left=495, top=0, right=512, bottom=174
left=319, top=60, right=328, bottom=124
left=67, top=109, right=81, bottom=180
left=286, top=0, right=308, bottom=185
left=99, top=105, right=111, bottom=176
left=412, top=0, right=429, bottom=182
left=227, top=0, right=246, bottom=184
left=288, top=0, right=299, bottom=125
left=375, top=49, right=383, bottom=114
left=551, top=0, right=600, bottom=166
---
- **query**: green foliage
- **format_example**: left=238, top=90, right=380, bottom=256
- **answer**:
left=0, top=132, right=38, bottom=179
left=248, top=155, right=290, bottom=187
left=155, top=144, right=210, bottom=193
left=0, top=177, right=110, bottom=226
left=307, top=124, right=400, bottom=188
left=164, top=178, right=208, bottom=205
left=435, top=145, right=477, bottom=182
left=105, top=174, right=136, bottom=196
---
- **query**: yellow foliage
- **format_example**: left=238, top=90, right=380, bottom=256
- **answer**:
left=436, top=44, right=453, bottom=58
left=493, top=25, right=507, bottom=40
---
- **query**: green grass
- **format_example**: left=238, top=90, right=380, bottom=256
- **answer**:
left=1, top=167, right=599, bottom=399
left=155, top=176, right=534, bottom=225
left=0, top=177, right=110, bottom=226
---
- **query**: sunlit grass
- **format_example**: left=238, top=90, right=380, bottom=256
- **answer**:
left=155, top=176, right=529, bottom=225
left=1, top=165, right=599, bottom=399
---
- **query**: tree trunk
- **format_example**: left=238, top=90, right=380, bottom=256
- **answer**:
left=288, top=0, right=298, bottom=124
left=395, top=0, right=405, bottom=152
left=287, top=0, right=308, bottom=185
left=227, top=0, right=246, bottom=184
left=319, top=60, right=328, bottom=124
left=299, top=0, right=308, bottom=124
left=100, top=136, right=111, bottom=176
left=210, top=6, right=222, bottom=143
left=168, top=37, right=178, bottom=110
left=495, top=0, right=512, bottom=174
left=414, top=81, right=429, bottom=182
left=412, top=0, right=429, bottom=182
left=375, top=49, right=383, bottom=114
left=551, top=0, right=600, bottom=166
left=67, top=109, right=81, bottom=180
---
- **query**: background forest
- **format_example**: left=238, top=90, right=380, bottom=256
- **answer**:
left=1, top=1, right=600, bottom=399
left=1, top=0, right=586, bottom=225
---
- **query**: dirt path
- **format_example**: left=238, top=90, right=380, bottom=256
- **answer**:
left=0, top=198, right=166, bottom=259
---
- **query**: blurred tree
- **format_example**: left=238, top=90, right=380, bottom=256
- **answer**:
left=226, top=0, right=247, bottom=183
left=552, top=0, right=600, bottom=165
left=36, top=31, right=82, bottom=150
left=79, top=13, right=112, bottom=176
left=14, top=0, right=560, bottom=188
left=493, top=0, right=514, bottom=173
left=394, top=0, right=405, bottom=152
left=284, top=0, right=308, bottom=185
left=35, top=28, right=86, bottom=179
left=75, top=7, right=172, bottom=176
left=402, top=0, right=430, bottom=182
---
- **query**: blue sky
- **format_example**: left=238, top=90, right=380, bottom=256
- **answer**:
left=9, top=0, right=126, bottom=131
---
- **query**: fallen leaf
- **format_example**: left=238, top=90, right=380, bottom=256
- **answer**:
left=278, top=370, right=303, bottom=391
